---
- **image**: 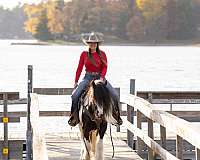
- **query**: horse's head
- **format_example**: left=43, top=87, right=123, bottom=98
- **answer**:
left=83, top=80, right=122, bottom=126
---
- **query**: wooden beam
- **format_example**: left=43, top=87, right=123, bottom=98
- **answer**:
left=136, top=111, right=143, bottom=156
left=30, top=93, right=48, bottom=160
left=176, top=135, right=183, bottom=159
left=0, top=98, right=27, bottom=105
left=127, top=79, right=135, bottom=149
left=149, top=99, right=200, bottom=104
left=137, top=91, right=200, bottom=99
left=122, top=94, right=200, bottom=149
left=148, top=118, right=155, bottom=160
left=160, top=125, right=166, bottom=160
left=3, top=93, right=8, bottom=160
left=0, top=117, right=20, bottom=123
left=0, top=111, right=70, bottom=117
left=124, top=120, right=179, bottom=160
left=0, top=140, right=25, bottom=159
left=34, top=87, right=120, bottom=95
left=196, top=148, right=200, bottom=160
left=33, top=88, right=74, bottom=95
left=0, top=92, right=19, bottom=100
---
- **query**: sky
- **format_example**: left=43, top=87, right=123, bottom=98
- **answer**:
left=0, top=0, right=43, bottom=8
left=0, top=0, right=70, bottom=9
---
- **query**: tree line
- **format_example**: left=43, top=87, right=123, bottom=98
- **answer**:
left=1, top=0, right=200, bottom=42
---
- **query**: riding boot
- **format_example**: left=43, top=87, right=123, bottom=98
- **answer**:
left=68, top=101, right=80, bottom=127
left=68, top=112, right=79, bottom=126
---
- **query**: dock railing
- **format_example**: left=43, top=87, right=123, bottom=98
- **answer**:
left=122, top=79, right=200, bottom=160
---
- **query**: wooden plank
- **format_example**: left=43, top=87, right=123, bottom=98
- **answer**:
left=0, top=117, right=20, bottom=123
left=196, top=148, right=200, bottom=160
left=137, top=91, right=200, bottom=99
left=0, top=111, right=71, bottom=117
left=0, top=112, right=27, bottom=117
left=136, top=111, right=143, bottom=156
left=122, top=94, right=200, bottom=150
left=46, top=134, right=143, bottom=160
left=27, top=65, right=33, bottom=160
left=0, top=92, right=19, bottom=100
left=34, top=87, right=120, bottom=96
left=3, top=93, right=8, bottom=160
left=124, top=120, right=179, bottom=160
left=127, top=79, right=135, bottom=149
left=160, top=126, right=166, bottom=160
left=176, top=135, right=183, bottom=159
left=116, top=88, right=121, bottom=132
left=149, top=99, right=200, bottom=104
left=148, top=118, right=155, bottom=160
left=141, top=139, right=194, bottom=151
left=0, top=98, right=27, bottom=105
left=30, top=93, right=48, bottom=160
left=0, top=140, right=24, bottom=159
left=139, top=150, right=195, bottom=160
left=127, top=105, right=134, bottom=149
left=125, top=111, right=200, bottom=122
left=33, top=88, right=74, bottom=95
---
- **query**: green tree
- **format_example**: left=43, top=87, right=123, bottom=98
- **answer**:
left=166, top=0, right=197, bottom=39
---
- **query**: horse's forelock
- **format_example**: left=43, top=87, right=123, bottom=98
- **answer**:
left=93, top=82, right=112, bottom=115
left=82, top=80, right=118, bottom=125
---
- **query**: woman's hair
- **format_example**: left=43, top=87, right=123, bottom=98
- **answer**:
left=87, top=43, right=107, bottom=67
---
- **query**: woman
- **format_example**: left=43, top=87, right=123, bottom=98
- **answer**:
left=68, top=32, right=119, bottom=127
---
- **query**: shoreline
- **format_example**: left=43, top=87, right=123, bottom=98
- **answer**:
left=7, top=39, right=200, bottom=46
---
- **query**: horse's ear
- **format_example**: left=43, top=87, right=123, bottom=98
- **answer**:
left=104, top=80, right=107, bottom=86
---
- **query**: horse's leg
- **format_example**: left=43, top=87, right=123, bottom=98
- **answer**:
left=84, top=140, right=91, bottom=160
left=79, top=125, right=85, bottom=160
left=79, top=124, right=90, bottom=160
left=90, top=130, right=97, bottom=160
left=96, top=122, right=107, bottom=160
left=81, top=130, right=91, bottom=160
left=96, top=139, right=103, bottom=160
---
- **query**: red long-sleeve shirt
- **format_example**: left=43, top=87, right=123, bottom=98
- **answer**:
left=75, top=51, right=107, bottom=82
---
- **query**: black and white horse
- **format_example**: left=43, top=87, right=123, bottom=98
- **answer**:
left=78, top=80, right=122, bottom=160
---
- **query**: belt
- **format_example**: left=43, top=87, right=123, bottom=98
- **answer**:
left=86, top=71, right=100, bottom=76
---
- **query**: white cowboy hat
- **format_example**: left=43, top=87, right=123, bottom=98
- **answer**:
left=81, top=32, right=104, bottom=45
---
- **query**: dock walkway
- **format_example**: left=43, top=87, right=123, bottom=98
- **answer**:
left=45, top=132, right=142, bottom=160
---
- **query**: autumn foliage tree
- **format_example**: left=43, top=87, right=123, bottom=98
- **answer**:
left=24, top=3, right=52, bottom=40
left=23, top=0, right=200, bottom=41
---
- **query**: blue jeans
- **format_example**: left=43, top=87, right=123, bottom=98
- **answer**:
left=71, top=73, right=119, bottom=113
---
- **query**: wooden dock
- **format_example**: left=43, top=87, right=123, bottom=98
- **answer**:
left=45, top=132, right=142, bottom=160
left=2, top=65, right=200, bottom=160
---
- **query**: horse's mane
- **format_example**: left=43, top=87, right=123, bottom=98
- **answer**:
left=86, top=80, right=113, bottom=118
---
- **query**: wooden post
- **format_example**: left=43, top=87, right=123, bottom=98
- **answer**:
left=196, top=148, right=200, bottom=160
left=176, top=135, right=183, bottom=160
left=160, top=125, right=166, bottom=160
left=136, top=111, right=143, bottom=156
left=3, top=93, right=8, bottom=160
left=116, top=88, right=121, bottom=132
left=31, top=94, right=48, bottom=160
left=127, top=79, right=135, bottom=149
left=26, top=65, right=33, bottom=160
left=148, top=118, right=155, bottom=160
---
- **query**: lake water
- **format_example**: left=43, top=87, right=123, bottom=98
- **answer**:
left=1, top=40, right=200, bottom=137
